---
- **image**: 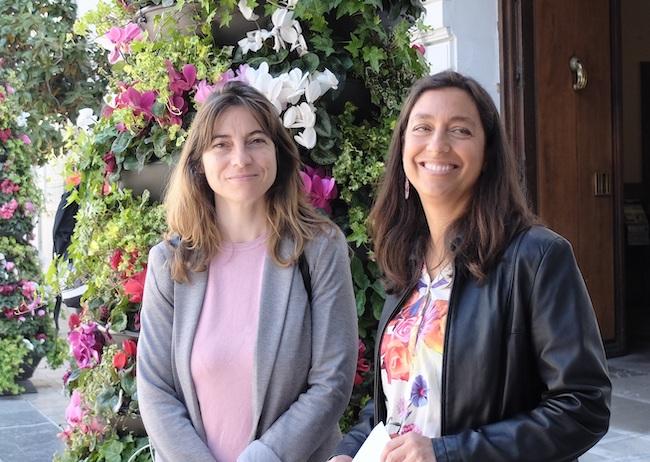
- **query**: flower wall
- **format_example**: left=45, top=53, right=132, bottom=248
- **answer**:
left=54, top=0, right=428, bottom=458
left=0, top=74, right=65, bottom=395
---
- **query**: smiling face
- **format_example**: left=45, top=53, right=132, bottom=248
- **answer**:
left=402, top=88, right=486, bottom=213
left=201, top=105, right=277, bottom=211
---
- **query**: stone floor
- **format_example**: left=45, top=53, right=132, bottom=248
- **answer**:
left=0, top=344, right=649, bottom=462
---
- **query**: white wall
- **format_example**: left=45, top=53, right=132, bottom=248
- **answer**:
left=420, top=0, right=501, bottom=111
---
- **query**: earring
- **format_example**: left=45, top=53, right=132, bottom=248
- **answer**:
left=404, top=178, right=410, bottom=200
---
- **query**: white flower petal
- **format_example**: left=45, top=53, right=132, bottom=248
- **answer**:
left=305, top=79, right=322, bottom=103
left=298, top=102, right=316, bottom=127
left=294, top=127, right=317, bottom=149
left=283, top=106, right=298, bottom=128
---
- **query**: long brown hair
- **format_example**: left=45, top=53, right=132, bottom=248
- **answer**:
left=369, top=71, right=536, bottom=293
left=164, top=82, right=330, bottom=282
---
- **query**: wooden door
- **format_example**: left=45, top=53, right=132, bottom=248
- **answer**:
left=533, top=0, right=616, bottom=341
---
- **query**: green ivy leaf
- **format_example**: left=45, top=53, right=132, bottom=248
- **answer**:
left=355, top=290, right=366, bottom=316
left=363, top=46, right=386, bottom=73
left=301, top=53, right=320, bottom=73
left=122, top=156, right=143, bottom=172
left=111, top=131, right=133, bottom=155
left=110, top=312, right=128, bottom=332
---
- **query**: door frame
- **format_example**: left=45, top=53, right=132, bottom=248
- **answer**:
left=498, top=0, right=627, bottom=355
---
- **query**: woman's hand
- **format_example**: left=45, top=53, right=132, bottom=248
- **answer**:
left=380, top=433, right=437, bottom=462
left=329, top=456, right=353, bottom=462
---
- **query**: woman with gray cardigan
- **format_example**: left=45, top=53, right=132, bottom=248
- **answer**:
left=136, top=82, right=358, bottom=462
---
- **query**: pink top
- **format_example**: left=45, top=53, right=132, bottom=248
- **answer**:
left=190, top=235, right=267, bottom=462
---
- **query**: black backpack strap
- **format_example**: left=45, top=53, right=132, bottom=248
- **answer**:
left=298, top=253, right=312, bottom=304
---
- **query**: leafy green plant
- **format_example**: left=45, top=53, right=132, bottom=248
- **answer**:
left=56, top=189, right=166, bottom=332
left=0, top=336, right=29, bottom=395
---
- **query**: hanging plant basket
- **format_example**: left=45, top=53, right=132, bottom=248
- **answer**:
left=61, top=282, right=87, bottom=309
left=211, top=1, right=268, bottom=47
left=113, top=413, right=147, bottom=437
left=134, top=3, right=200, bottom=41
left=16, top=349, right=43, bottom=382
left=119, top=155, right=178, bottom=202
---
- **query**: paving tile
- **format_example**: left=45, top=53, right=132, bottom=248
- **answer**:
left=0, top=421, right=63, bottom=462
left=0, top=400, right=49, bottom=429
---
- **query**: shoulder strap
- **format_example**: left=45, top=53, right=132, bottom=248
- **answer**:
left=298, top=253, right=312, bottom=304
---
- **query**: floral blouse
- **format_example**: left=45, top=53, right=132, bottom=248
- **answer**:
left=380, top=263, right=454, bottom=438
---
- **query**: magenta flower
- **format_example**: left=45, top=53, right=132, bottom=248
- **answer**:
left=5, top=261, right=15, bottom=271
left=300, top=168, right=337, bottom=213
left=65, top=390, right=85, bottom=427
left=18, top=134, right=31, bottom=145
left=167, top=61, right=197, bottom=95
left=0, top=179, right=20, bottom=194
left=20, top=280, right=37, bottom=299
left=68, top=322, right=104, bottom=369
left=0, top=199, right=18, bottom=219
left=0, top=128, right=11, bottom=142
left=104, top=23, right=143, bottom=64
left=5, top=84, right=14, bottom=95
left=116, top=86, right=156, bottom=120
left=195, top=66, right=250, bottom=105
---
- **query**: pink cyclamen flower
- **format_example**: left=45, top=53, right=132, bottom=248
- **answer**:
left=18, top=134, right=31, bottom=145
left=300, top=170, right=337, bottom=214
left=65, top=390, right=84, bottom=427
left=0, top=179, right=19, bottom=194
left=20, top=280, right=37, bottom=299
left=104, top=23, right=143, bottom=64
left=5, top=261, right=15, bottom=271
left=23, top=201, right=36, bottom=216
left=5, top=84, right=14, bottom=95
left=68, top=322, right=104, bottom=369
left=194, top=80, right=217, bottom=105
left=0, top=128, right=11, bottom=142
left=411, top=43, right=426, bottom=55
left=0, top=199, right=18, bottom=219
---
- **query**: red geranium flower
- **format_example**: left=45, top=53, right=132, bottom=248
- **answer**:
left=113, top=351, right=128, bottom=369
left=123, top=267, right=146, bottom=303
left=122, top=339, right=137, bottom=358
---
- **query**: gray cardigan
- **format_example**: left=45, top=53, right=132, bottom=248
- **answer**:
left=136, top=228, right=358, bottom=462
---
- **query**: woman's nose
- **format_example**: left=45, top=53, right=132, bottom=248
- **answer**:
left=427, top=131, right=451, bottom=154
left=231, top=142, right=252, bottom=166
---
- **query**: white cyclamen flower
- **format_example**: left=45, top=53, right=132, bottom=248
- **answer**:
left=283, top=102, right=317, bottom=149
left=277, top=68, right=309, bottom=107
left=238, top=29, right=270, bottom=54
left=305, top=69, right=339, bottom=103
left=15, top=111, right=30, bottom=128
left=270, top=8, right=308, bottom=54
left=245, top=62, right=284, bottom=112
left=238, top=0, right=259, bottom=21
left=76, top=108, right=97, bottom=131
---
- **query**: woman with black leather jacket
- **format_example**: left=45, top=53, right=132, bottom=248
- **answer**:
left=330, top=71, right=611, bottom=462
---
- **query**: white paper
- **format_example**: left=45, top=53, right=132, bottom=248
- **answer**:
left=352, top=422, right=391, bottom=462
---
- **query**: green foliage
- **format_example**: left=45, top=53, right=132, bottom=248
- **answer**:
left=0, top=336, right=28, bottom=395
left=0, top=0, right=108, bottom=161
left=59, top=188, right=166, bottom=331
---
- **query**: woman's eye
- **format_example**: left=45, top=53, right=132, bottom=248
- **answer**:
left=250, top=138, right=267, bottom=145
left=450, top=127, right=472, bottom=136
left=413, top=125, right=431, bottom=132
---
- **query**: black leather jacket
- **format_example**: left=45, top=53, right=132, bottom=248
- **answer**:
left=336, top=226, right=611, bottom=461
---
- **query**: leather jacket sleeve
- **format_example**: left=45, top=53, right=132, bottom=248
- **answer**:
left=432, top=236, right=611, bottom=462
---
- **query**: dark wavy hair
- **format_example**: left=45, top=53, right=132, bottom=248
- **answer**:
left=369, top=70, right=536, bottom=294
